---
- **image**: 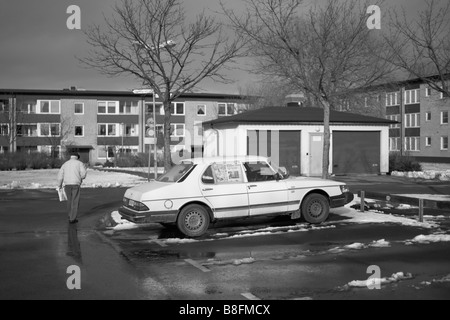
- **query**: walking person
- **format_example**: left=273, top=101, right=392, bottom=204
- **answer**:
left=57, top=152, right=87, bottom=223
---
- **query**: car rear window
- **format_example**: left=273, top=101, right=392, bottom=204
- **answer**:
left=157, top=163, right=195, bottom=182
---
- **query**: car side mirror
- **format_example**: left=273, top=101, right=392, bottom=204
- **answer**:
left=278, top=167, right=289, bottom=179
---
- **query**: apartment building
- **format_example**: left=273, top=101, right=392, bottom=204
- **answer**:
left=0, top=88, right=246, bottom=164
left=338, top=76, right=450, bottom=163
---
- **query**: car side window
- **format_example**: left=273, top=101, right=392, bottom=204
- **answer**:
left=208, top=162, right=244, bottom=184
left=243, top=161, right=277, bottom=182
left=201, top=166, right=215, bottom=184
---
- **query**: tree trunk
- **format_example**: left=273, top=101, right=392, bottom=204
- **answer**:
left=319, top=96, right=331, bottom=179
left=163, top=100, right=172, bottom=172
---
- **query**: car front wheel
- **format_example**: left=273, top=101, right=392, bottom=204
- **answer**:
left=301, top=193, right=330, bottom=224
left=177, top=204, right=210, bottom=237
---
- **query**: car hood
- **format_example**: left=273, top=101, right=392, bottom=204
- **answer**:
left=123, top=181, right=175, bottom=202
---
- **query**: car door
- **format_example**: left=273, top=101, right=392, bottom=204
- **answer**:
left=243, top=161, right=288, bottom=216
left=200, top=161, right=249, bottom=219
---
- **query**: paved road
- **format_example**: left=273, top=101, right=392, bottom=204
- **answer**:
left=0, top=182, right=449, bottom=300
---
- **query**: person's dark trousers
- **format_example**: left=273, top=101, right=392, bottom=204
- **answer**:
left=65, top=185, right=81, bottom=222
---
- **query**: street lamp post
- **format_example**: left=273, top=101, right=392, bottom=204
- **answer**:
left=133, top=89, right=158, bottom=181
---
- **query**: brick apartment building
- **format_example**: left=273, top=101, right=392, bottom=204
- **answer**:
left=338, top=75, right=450, bottom=164
left=0, top=88, right=247, bottom=164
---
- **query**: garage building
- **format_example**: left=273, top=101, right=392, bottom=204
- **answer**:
left=202, top=107, right=395, bottom=176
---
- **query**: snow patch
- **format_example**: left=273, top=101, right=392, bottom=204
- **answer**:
left=405, top=233, right=450, bottom=244
left=346, top=272, right=413, bottom=288
left=110, top=210, right=140, bottom=231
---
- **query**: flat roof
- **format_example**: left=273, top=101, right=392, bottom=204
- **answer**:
left=0, top=88, right=247, bottom=101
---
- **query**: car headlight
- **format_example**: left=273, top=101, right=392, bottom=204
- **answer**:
left=123, top=198, right=150, bottom=211
left=340, top=185, right=350, bottom=193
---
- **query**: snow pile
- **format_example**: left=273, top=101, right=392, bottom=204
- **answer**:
left=404, top=233, right=450, bottom=245
left=0, top=168, right=146, bottom=189
left=369, top=239, right=391, bottom=248
left=333, top=204, right=438, bottom=228
left=391, top=170, right=450, bottom=181
left=344, top=243, right=365, bottom=250
left=109, top=210, right=140, bottom=231
left=203, top=257, right=256, bottom=267
left=346, top=272, right=413, bottom=288
left=328, top=239, right=391, bottom=254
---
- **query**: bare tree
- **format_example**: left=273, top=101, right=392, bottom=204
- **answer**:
left=224, top=0, right=395, bottom=178
left=385, top=0, right=450, bottom=98
left=237, top=80, right=300, bottom=110
left=81, top=0, right=246, bottom=171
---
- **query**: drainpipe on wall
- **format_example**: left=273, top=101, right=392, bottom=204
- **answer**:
left=400, top=86, right=405, bottom=156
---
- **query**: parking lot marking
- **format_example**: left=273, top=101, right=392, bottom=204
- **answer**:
left=241, top=292, right=261, bottom=300
left=184, top=259, right=211, bottom=272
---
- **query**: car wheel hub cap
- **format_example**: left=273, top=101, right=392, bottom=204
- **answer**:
left=185, top=211, right=203, bottom=230
left=310, top=201, right=323, bottom=217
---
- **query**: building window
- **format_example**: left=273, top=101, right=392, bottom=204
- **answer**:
left=98, top=146, right=115, bottom=159
left=17, top=102, right=36, bottom=114
left=385, top=92, right=399, bottom=106
left=404, top=89, right=420, bottom=105
left=425, top=137, right=432, bottom=147
left=39, top=123, right=60, bottom=137
left=38, top=100, right=60, bottom=114
left=39, top=146, right=61, bottom=158
left=75, top=126, right=84, bottom=137
left=404, top=113, right=420, bottom=128
left=169, top=102, right=185, bottom=115
left=16, top=124, right=38, bottom=137
left=119, top=101, right=139, bottom=114
left=218, top=103, right=237, bottom=116
left=425, top=87, right=431, bottom=97
left=426, top=112, right=431, bottom=121
left=98, top=101, right=118, bottom=114
left=74, top=103, right=84, bottom=114
left=98, top=124, right=117, bottom=136
left=145, top=102, right=163, bottom=115
left=389, top=137, right=400, bottom=151
left=0, top=146, right=9, bottom=153
left=197, top=105, right=206, bottom=116
left=441, top=111, right=448, bottom=124
left=0, top=100, right=9, bottom=113
left=405, top=137, right=420, bottom=151
left=170, top=124, right=185, bottom=137
left=0, top=124, right=8, bottom=136
left=123, top=124, right=138, bottom=136
left=442, top=137, right=449, bottom=150
left=386, top=115, right=400, bottom=128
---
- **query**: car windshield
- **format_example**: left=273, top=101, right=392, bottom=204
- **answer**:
left=157, top=163, right=195, bottom=183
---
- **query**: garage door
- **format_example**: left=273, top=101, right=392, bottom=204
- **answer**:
left=332, top=131, right=380, bottom=174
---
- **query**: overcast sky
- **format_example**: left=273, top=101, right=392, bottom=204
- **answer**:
left=0, top=0, right=426, bottom=94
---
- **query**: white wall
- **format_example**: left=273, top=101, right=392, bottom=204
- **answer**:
left=204, top=123, right=390, bottom=175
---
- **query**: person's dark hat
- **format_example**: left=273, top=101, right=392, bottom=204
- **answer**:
left=70, top=152, right=80, bottom=159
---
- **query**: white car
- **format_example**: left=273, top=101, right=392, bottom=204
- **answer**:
left=119, top=156, right=353, bottom=237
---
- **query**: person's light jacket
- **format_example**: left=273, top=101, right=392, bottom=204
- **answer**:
left=57, top=157, right=87, bottom=187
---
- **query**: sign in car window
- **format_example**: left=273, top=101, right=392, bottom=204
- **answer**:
left=211, top=162, right=243, bottom=183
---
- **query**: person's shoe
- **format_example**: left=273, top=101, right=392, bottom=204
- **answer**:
left=69, top=219, right=78, bottom=224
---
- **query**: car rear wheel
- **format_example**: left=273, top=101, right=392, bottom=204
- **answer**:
left=177, top=204, right=210, bottom=237
left=301, top=193, right=330, bottom=224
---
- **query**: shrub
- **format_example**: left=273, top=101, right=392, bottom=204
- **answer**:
left=13, top=152, right=28, bottom=170
left=28, top=152, right=51, bottom=169
left=389, top=152, right=422, bottom=173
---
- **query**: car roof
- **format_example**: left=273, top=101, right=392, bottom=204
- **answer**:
left=181, top=155, right=269, bottom=165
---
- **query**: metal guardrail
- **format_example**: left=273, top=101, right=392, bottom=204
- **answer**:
left=357, top=191, right=450, bottom=222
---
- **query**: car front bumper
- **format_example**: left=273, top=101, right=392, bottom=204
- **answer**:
left=118, top=206, right=178, bottom=224
left=330, top=192, right=354, bottom=208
